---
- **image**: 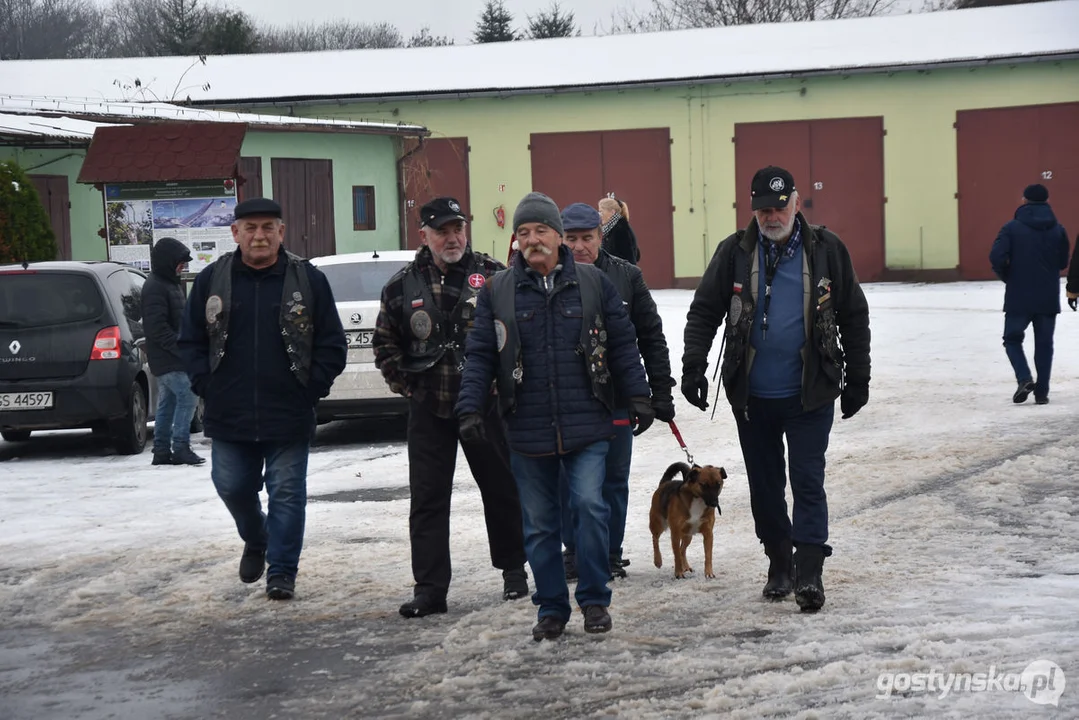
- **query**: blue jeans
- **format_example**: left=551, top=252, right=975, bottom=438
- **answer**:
left=1003, top=312, right=1056, bottom=398
left=561, top=411, right=633, bottom=563
left=153, top=371, right=198, bottom=453
left=511, top=440, right=611, bottom=622
left=211, top=438, right=310, bottom=579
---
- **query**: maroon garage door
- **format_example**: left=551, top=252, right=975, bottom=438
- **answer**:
left=402, top=137, right=471, bottom=250
left=530, top=128, right=675, bottom=289
left=957, top=102, right=1079, bottom=280
left=734, top=117, right=886, bottom=282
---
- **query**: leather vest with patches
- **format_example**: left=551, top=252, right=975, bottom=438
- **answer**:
left=399, top=253, right=487, bottom=373
left=487, top=262, right=614, bottom=415
left=205, top=250, right=314, bottom=386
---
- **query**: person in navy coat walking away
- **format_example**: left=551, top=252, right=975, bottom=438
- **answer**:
left=989, top=183, right=1070, bottom=405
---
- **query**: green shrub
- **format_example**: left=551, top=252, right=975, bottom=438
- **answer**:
left=0, top=161, right=58, bottom=264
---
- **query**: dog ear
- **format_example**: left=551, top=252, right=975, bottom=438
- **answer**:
left=688, top=467, right=700, bottom=483
left=719, top=467, right=728, bottom=479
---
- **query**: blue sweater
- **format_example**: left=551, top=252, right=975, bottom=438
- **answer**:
left=749, top=243, right=805, bottom=399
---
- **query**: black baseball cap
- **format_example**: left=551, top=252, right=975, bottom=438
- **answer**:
left=234, top=197, right=282, bottom=219
left=750, top=166, right=797, bottom=210
left=419, top=197, right=467, bottom=228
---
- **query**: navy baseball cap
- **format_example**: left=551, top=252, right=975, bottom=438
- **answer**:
left=561, top=202, right=602, bottom=231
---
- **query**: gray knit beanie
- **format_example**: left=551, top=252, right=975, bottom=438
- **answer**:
left=513, top=192, right=564, bottom=236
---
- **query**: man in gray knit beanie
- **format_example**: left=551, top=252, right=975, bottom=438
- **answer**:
left=513, top=192, right=565, bottom=277
left=513, top=192, right=564, bottom=237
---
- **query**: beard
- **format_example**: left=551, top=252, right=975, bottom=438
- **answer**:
left=434, top=246, right=465, bottom=266
left=760, top=213, right=797, bottom=242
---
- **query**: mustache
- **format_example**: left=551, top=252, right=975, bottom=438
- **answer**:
left=523, top=245, right=553, bottom=258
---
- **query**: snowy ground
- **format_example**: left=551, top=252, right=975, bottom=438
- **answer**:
left=2, top=281, right=1078, bottom=719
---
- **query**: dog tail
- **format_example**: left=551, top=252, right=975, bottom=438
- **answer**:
left=659, top=462, right=691, bottom=487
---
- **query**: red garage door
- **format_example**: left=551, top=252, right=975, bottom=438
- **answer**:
left=957, top=102, right=1079, bottom=280
left=734, top=117, right=886, bottom=282
left=402, top=137, right=471, bottom=250
left=530, top=128, right=675, bottom=289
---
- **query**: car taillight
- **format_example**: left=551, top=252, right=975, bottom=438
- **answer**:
left=90, top=326, right=121, bottom=360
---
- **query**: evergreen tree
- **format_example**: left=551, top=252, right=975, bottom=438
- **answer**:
left=0, top=162, right=58, bottom=264
left=526, top=2, right=579, bottom=39
left=202, top=8, right=259, bottom=55
left=157, top=0, right=205, bottom=55
left=472, top=0, right=516, bottom=43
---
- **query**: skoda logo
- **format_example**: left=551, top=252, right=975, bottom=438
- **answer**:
left=349, top=313, right=362, bottom=325
left=8, top=340, right=19, bottom=355
left=769, top=177, right=785, bottom=192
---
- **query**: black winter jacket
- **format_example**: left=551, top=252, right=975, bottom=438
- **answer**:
left=603, top=217, right=641, bottom=265
left=141, top=238, right=192, bottom=376
left=1068, top=232, right=1079, bottom=296
left=595, top=250, right=674, bottom=406
left=683, top=215, right=871, bottom=413
left=989, top=202, right=1069, bottom=315
left=179, top=248, right=347, bottom=443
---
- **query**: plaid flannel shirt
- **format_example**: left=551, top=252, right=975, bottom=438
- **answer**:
left=373, top=246, right=504, bottom=419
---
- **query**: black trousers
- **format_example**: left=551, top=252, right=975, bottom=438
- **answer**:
left=733, top=395, right=834, bottom=548
left=406, top=397, right=526, bottom=599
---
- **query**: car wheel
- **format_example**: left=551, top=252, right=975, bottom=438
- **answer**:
left=1, top=430, right=31, bottom=442
left=111, top=381, right=148, bottom=455
left=190, top=398, right=205, bottom=434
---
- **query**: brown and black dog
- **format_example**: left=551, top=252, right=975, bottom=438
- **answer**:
left=650, top=461, right=727, bottom=579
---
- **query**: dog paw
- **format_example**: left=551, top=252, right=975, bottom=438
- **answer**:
left=705, top=572, right=716, bottom=579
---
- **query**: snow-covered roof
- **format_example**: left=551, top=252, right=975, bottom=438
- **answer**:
left=0, top=2, right=1076, bottom=106
left=0, top=96, right=426, bottom=134
left=0, top=112, right=119, bottom=142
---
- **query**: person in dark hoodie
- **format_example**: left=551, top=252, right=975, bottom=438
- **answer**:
left=179, top=197, right=347, bottom=600
left=142, top=237, right=203, bottom=466
left=598, top=196, right=641, bottom=265
left=989, top=183, right=1070, bottom=405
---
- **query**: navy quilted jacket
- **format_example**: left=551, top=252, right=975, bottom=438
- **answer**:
left=457, top=247, right=649, bottom=456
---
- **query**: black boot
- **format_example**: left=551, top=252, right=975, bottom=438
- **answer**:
left=171, top=444, right=206, bottom=465
left=762, top=539, right=793, bottom=600
left=151, top=449, right=175, bottom=466
left=794, top=543, right=831, bottom=612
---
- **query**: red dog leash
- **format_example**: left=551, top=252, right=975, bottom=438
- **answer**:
left=667, top=421, right=694, bottom=466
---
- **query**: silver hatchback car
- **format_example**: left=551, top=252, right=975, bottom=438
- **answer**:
left=309, top=250, right=414, bottom=422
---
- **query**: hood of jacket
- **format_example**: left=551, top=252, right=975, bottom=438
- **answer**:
left=150, top=237, right=193, bottom=283
left=1014, top=202, right=1058, bottom=231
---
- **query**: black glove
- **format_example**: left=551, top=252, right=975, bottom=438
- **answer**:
left=629, top=397, right=655, bottom=437
left=680, top=372, right=709, bottom=412
left=840, top=385, right=869, bottom=420
left=458, top=412, right=487, bottom=443
left=1068, top=295, right=1077, bottom=311
left=651, top=396, right=675, bottom=423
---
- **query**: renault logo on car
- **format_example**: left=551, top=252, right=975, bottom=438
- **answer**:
left=8, top=340, right=19, bottom=355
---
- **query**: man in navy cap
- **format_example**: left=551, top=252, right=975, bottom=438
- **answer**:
left=990, top=183, right=1070, bottom=405
left=374, top=196, right=528, bottom=618
left=179, top=196, right=347, bottom=600
left=558, top=202, right=675, bottom=581
left=682, top=166, right=871, bottom=613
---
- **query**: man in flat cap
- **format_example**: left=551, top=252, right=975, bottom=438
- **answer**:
left=455, top=192, right=653, bottom=641
left=989, top=183, right=1070, bottom=405
left=179, top=197, right=347, bottom=601
left=374, top=196, right=529, bottom=619
left=682, top=167, right=871, bottom=613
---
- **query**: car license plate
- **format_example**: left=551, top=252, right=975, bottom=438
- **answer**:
left=345, top=330, right=375, bottom=348
left=0, top=392, right=53, bottom=410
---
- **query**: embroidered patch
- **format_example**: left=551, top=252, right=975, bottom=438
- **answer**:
left=410, top=310, right=433, bottom=340
left=733, top=282, right=743, bottom=294
left=769, top=177, right=785, bottom=192
left=468, top=273, right=486, bottom=289
left=205, top=295, right=223, bottom=324
left=494, top=319, right=507, bottom=351
left=411, top=298, right=424, bottom=308
left=729, top=295, right=744, bottom=324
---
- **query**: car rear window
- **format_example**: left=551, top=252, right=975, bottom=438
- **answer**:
left=319, top=260, right=410, bottom=302
left=0, top=272, right=105, bottom=327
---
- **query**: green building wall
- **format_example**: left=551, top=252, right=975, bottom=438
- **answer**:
left=297, top=59, right=1079, bottom=279
left=0, top=146, right=105, bottom=261
left=239, top=131, right=403, bottom=255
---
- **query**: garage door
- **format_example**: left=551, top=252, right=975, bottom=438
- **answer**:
left=530, top=128, right=675, bottom=289
left=957, top=102, right=1079, bottom=280
left=734, top=117, right=886, bottom=282
left=402, top=137, right=471, bottom=250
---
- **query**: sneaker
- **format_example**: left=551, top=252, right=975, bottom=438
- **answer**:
left=399, top=594, right=447, bottom=618
left=502, top=567, right=529, bottom=601
left=171, top=444, right=206, bottom=465
left=266, top=574, right=295, bottom=600
left=583, top=605, right=612, bottom=634
left=563, top=549, right=578, bottom=582
left=239, top=544, right=266, bottom=584
left=1013, top=380, right=1036, bottom=404
left=151, top=450, right=175, bottom=466
left=1035, top=396, right=1049, bottom=405
left=532, top=616, right=566, bottom=641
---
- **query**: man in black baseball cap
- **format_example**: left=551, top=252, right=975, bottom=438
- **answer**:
left=750, top=166, right=797, bottom=211
left=419, top=197, right=467, bottom=230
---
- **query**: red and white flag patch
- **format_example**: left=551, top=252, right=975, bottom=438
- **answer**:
left=733, top=282, right=743, bottom=294
left=411, top=298, right=424, bottom=308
